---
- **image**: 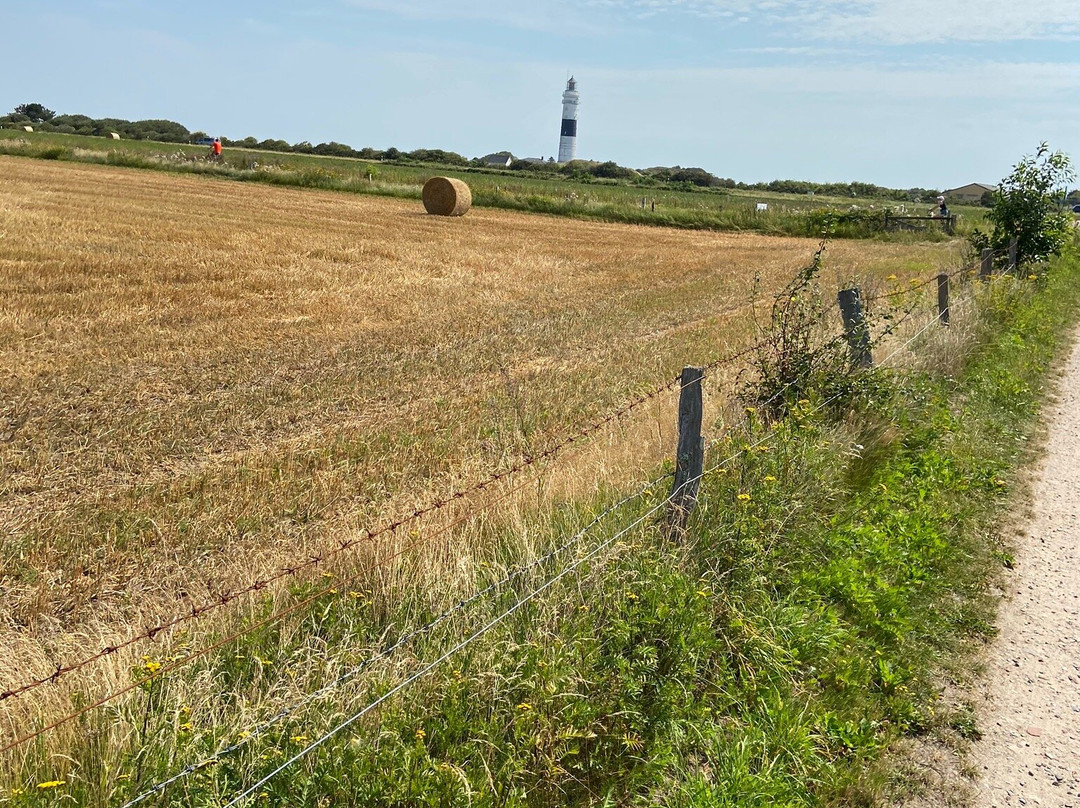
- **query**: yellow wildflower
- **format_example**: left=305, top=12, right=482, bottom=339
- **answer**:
left=11, top=788, right=25, bottom=797
left=696, top=589, right=710, bottom=598
left=36, top=781, right=64, bottom=789
left=237, top=731, right=252, bottom=740
left=143, top=660, right=162, bottom=674
left=756, top=445, right=771, bottom=453
left=745, top=407, right=757, bottom=415
left=764, top=475, right=777, bottom=482
left=886, top=274, right=897, bottom=281
left=737, top=493, right=751, bottom=502
left=1028, top=274, right=1037, bottom=280
left=179, top=722, right=194, bottom=732
left=290, top=735, right=309, bottom=744
left=625, top=592, right=638, bottom=601
left=414, top=728, right=426, bottom=741
left=797, top=399, right=811, bottom=407
left=516, top=702, right=533, bottom=711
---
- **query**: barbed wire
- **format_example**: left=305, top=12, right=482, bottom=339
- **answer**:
left=0, top=455, right=566, bottom=755
left=220, top=469, right=675, bottom=807
left=0, top=338, right=771, bottom=753
left=121, top=261, right=985, bottom=805
left=117, top=467, right=675, bottom=807
left=0, top=366, right=674, bottom=705
left=117, top=340, right=786, bottom=803
left=3, top=246, right=996, bottom=761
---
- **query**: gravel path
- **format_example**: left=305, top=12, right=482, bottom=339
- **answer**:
left=972, top=336, right=1080, bottom=807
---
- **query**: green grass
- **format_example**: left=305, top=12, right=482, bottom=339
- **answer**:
left=0, top=129, right=985, bottom=240
left=6, top=240, right=1079, bottom=806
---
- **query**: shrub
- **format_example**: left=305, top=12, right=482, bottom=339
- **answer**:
left=985, top=143, right=1075, bottom=269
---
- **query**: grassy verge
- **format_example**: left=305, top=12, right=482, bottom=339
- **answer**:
left=5, top=243, right=1078, bottom=805
left=0, top=130, right=981, bottom=241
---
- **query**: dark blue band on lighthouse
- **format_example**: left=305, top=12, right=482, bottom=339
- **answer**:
left=560, top=119, right=577, bottom=137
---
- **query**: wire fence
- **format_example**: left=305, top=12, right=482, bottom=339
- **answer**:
left=0, top=339, right=773, bottom=757
left=211, top=270, right=984, bottom=806
left=3, top=248, right=1027, bottom=804
left=0, top=339, right=773, bottom=709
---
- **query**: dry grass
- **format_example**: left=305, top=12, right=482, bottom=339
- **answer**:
left=0, top=156, right=959, bottom=735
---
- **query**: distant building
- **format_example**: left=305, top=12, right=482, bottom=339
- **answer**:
left=944, top=183, right=996, bottom=204
left=480, top=152, right=513, bottom=168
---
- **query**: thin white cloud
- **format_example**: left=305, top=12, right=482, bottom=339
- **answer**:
left=584, top=59, right=1080, bottom=105
left=337, top=0, right=609, bottom=35
left=589, top=0, right=1080, bottom=44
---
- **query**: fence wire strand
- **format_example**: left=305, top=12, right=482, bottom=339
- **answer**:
left=117, top=469, right=675, bottom=807
left=220, top=477, right=676, bottom=807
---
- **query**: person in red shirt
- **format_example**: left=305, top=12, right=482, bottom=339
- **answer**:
left=211, top=137, right=222, bottom=161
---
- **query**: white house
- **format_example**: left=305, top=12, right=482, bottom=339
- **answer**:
left=480, top=152, right=513, bottom=168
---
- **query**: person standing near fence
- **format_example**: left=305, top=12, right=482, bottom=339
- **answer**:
left=936, top=195, right=949, bottom=218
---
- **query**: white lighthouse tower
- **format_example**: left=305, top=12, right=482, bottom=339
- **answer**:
left=557, top=76, right=580, bottom=163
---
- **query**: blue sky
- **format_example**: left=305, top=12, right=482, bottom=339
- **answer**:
left=3, top=0, right=1079, bottom=188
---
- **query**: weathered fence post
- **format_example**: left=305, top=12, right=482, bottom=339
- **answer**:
left=667, top=366, right=704, bottom=539
left=980, top=248, right=993, bottom=281
left=937, top=273, right=950, bottom=326
left=837, top=288, right=873, bottom=368
left=1009, top=238, right=1019, bottom=274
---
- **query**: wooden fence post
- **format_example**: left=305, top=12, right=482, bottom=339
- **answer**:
left=1009, top=238, right=1019, bottom=274
left=980, top=248, right=993, bottom=281
left=837, top=288, right=873, bottom=368
left=937, top=273, right=950, bottom=325
left=668, top=366, right=704, bottom=538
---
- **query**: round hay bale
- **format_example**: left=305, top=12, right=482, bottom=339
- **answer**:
left=422, top=176, right=472, bottom=217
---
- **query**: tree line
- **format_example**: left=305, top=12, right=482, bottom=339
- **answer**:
left=3, top=102, right=950, bottom=202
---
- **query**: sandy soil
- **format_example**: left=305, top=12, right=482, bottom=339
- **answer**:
left=971, top=335, right=1080, bottom=807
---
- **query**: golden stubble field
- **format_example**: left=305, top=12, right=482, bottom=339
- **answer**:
left=0, top=155, right=960, bottom=713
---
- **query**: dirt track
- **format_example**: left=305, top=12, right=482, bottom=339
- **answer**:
left=972, top=334, right=1080, bottom=806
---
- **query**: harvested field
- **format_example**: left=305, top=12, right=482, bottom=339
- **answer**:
left=0, top=156, right=958, bottom=715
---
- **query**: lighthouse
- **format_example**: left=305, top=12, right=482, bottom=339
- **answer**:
left=557, top=76, right=579, bottom=163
